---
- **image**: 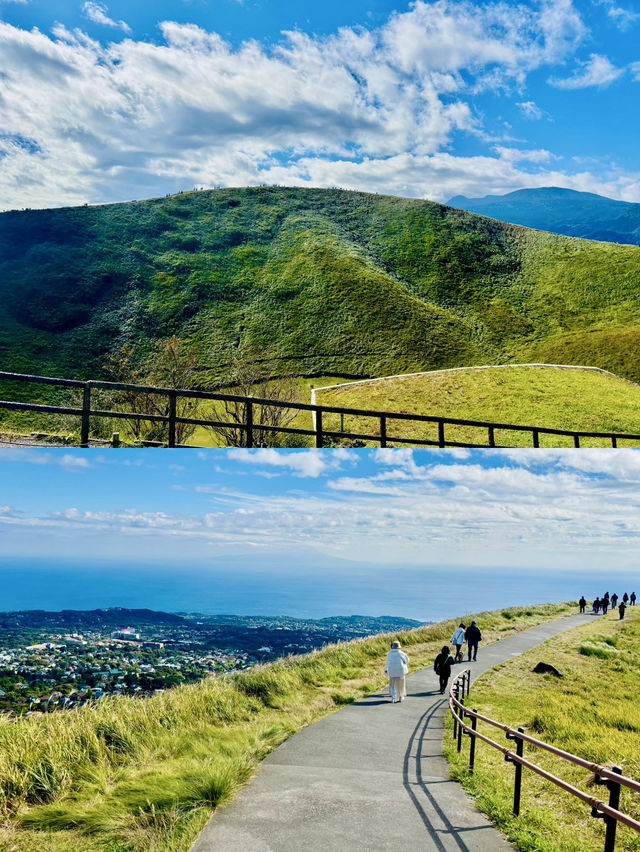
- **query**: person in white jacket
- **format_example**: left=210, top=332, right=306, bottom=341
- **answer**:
left=450, top=624, right=466, bottom=663
left=385, top=640, right=409, bottom=703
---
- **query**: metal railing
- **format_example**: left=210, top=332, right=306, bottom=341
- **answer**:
left=1, top=370, right=640, bottom=448
left=449, top=670, right=640, bottom=851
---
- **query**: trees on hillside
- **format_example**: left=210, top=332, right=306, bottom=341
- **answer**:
left=102, top=337, right=202, bottom=445
left=102, top=340, right=302, bottom=447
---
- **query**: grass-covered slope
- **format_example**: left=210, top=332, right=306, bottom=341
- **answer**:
left=0, top=603, right=572, bottom=852
left=2, top=187, right=640, bottom=391
left=446, top=607, right=640, bottom=852
left=313, top=365, right=640, bottom=447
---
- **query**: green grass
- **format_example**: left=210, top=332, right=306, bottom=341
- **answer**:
left=313, top=365, right=640, bottom=447
left=3, top=187, right=640, bottom=404
left=0, top=602, right=573, bottom=852
left=445, top=607, right=640, bottom=852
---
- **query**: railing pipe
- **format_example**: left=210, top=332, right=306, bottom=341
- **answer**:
left=448, top=673, right=640, bottom=848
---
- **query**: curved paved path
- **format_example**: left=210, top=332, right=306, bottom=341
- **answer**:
left=192, top=613, right=589, bottom=852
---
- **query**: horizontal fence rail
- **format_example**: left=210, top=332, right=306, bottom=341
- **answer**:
left=449, top=670, right=640, bottom=852
left=1, top=370, right=640, bottom=448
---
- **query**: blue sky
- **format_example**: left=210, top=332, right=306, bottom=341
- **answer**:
left=1, top=0, right=639, bottom=209
left=3, top=447, right=640, bottom=572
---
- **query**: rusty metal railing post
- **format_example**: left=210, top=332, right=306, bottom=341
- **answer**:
left=380, top=415, right=387, bottom=448
left=245, top=399, right=254, bottom=448
left=505, top=727, right=525, bottom=816
left=315, top=408, right=324, bottom=448
left=168, top=391, right=177, bottom=448
left=592, top=765, right=623, bottom=852
left=80, top=382, right=91, bottom=447
left=469, top=711, right=477, bottom=774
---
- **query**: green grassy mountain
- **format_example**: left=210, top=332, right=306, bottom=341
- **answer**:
left=2, top=187, right=640, bottom=395
left=448, top=186, right=640, bottom=245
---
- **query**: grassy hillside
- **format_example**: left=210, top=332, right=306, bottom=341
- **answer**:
left=0, top=602, right=572, bottom=852
left=446, top=607, right=640, bottom=852
left=2, top=187, right=640, bottom=401
left=313, top=365, right=640, bottom=447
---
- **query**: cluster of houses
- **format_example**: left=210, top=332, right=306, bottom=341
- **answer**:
left=0, top=629, right=256, bottom=716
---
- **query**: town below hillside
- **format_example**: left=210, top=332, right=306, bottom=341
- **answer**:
left=0, top=608, right=422, bottom=714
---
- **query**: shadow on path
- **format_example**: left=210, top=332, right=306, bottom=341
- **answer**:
left=403, top=697, right=477, bottom=852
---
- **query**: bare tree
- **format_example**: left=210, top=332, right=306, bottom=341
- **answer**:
left=206, top=352, right=303, bottom=447
left=103, top=337, right=203, bottom=445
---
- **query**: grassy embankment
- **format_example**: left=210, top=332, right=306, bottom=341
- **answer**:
left=313, top=365, right=640, bottom=448
left=3, top=187, right=640, bottom=437
left=0, top=603, right=573, bottom=852
left=445, top=606, right=640, bottom=852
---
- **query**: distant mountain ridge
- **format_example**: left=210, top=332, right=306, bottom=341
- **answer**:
left=447, top=187, right=640, bottom=245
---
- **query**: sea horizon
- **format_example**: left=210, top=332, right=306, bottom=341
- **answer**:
left=3, top=557, right=635, bottom=624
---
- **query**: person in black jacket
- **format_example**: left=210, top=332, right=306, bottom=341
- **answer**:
left=465, top=621, right=482, bottom=661
left=579, top=596, right=587, bottom=614
left=434, top=645, right=455, bottom=694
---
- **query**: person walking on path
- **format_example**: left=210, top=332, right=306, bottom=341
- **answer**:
left=619, top=601, right=627, bottom=620
left=623, top=593, right=629, bottom=605
left=631, top=592, right=637, bottom=606
left=579, top=596, right=587, bottom=614
left=593, top=597, right=601, bottom=613
left=450, top=624, right=466, bottom=662
left=465, top=621, right=482, bottom=661
left=612, top=593, right=619, bottom=609
left=602, top=594, right=609, bottom=615
left=385, top=640, right=409, bottom=703
left=434, top=645, right=455, bottom=694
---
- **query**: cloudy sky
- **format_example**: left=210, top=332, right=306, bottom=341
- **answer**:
left=1, top=0, right=639, bottom=210
left=3, top=447, right=640, bottom=571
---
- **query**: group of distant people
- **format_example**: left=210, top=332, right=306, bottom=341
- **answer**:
left=384, top=621, right=483, bottom=702
left=579, top=591, right=635, bottom=620
left=384, top=588, right=636, bottom=707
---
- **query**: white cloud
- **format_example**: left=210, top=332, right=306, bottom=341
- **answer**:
left=6, top=453, right=640, bottom=569
left=517, top=100, right=543, bottom=120
left=597, top=0, right=640, bottom=30
left=82, top=2, right=131, bottom=34
left=0, top=450, right=93, bottom=468
left=229, top=449, right=337, bottom=478
left=549, top=53, right=624, bottom=89
left=493, top=146, right=554, bottom=164
left=59, top=454, right=92, bottom=469
left=0, top=0, right=595, bottom=209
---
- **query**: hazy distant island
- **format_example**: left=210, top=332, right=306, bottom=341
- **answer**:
left=0, top=608, right=423, bottom=714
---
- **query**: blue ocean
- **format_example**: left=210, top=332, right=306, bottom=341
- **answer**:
left=1, top=557, right=633, bottom=622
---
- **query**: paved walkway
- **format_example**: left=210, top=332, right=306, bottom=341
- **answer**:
left=192, top=613, right=589, bottom=852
